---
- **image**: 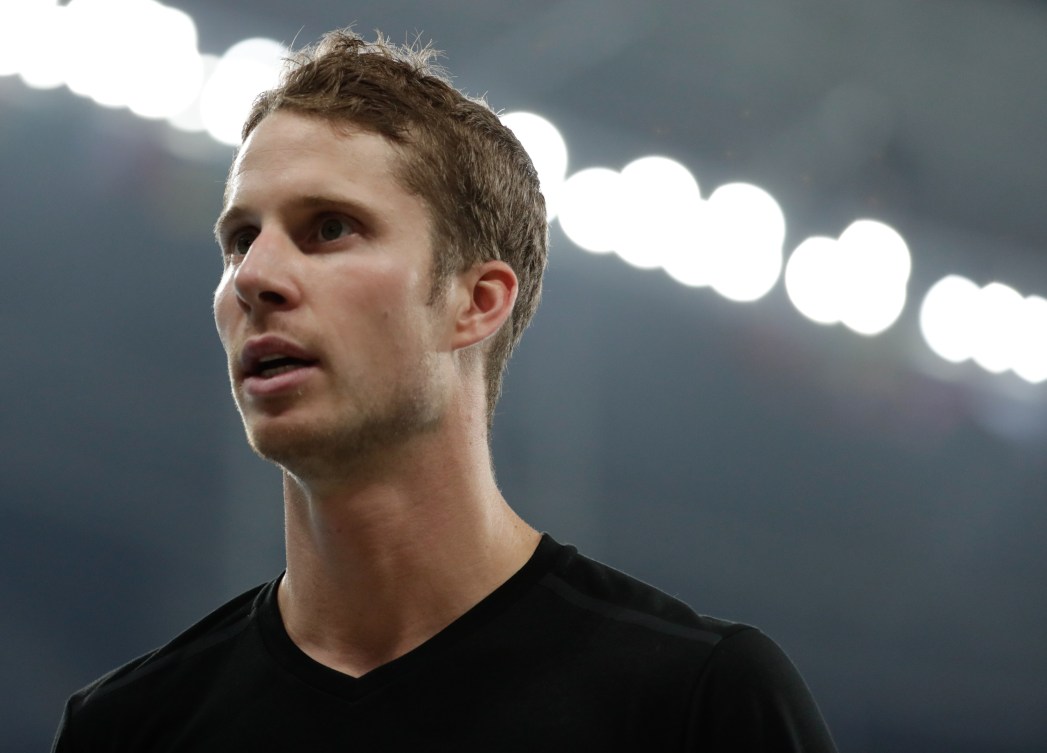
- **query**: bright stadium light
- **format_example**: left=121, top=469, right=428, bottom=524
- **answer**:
left=166, top=54, right=219, bottom=133
left=125, top=3, right=205, bottom=119
left=846, top=283, right=908, bottom=336
left=660, top=202, right=715, bottom=288
left=837, top=220, right=911, bottom=335
left=500, top=112, right=568, bottom=220
left=64, top=0, right=139, bottom=106
left=200, top=38, right=288, bottom=146
left=1, top=0, right=59, bottom=77
left=920, top=275, right=980, bottom=363
left=1013, top=296, right=1047, bottom=383
left=922, top=277, right=1047, bottom=380
left=972, top=282, right=1024, bottom=374
left=557, top=168, right=624, bottom=254
left=784, top=236, right=844, bottom=325
left=701, top=183, right=785, bottom=302
left=786, top=219, right=910, bottom=335
left=617, top=156, right=701, bottom=270
left=60, top=0, right=203, bottom=118
left=840, top=220, right=912, bottom=284
left=14, top=1, right=67, bottom=89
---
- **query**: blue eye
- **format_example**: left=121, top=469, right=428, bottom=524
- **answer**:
left=319, top=217, right=352, bottom=241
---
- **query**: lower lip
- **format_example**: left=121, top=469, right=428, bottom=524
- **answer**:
left=242, top=365, right=318, bottom=398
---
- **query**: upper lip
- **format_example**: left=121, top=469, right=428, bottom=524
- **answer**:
left=239, top=335, right=319, bottom=378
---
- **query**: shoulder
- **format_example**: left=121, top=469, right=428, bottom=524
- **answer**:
left=686, top=626, right=838, bottom=750
left=540, top=542, right=748, bottom=648
left=537, top=541, right=837, bottom=751
left=55, top=581, right=271, bottom=748
left=528, top=541, right=751, bottom=709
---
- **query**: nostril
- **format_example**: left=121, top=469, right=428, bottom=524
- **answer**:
left=259, top=290, right=288, bottom=305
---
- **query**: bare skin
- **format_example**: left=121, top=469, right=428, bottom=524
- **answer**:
left=214, top=112, right=539, bottom=677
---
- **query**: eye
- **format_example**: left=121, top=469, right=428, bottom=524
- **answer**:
left=224, top=230, right=256, bottom=257
left=318, top=216, right=355, bottom=242
left=233, top=232, right=255, bottom=255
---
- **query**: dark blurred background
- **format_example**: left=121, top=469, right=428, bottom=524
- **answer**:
left=3, top=1, right=1047, bottom=751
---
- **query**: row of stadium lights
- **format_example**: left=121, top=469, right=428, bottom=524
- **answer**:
left=4, top=0, right=1046, bottom=385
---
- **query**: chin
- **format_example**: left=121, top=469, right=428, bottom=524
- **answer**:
left=242, top=398, right=444, bottom=475
left=240, top=409, right=338, bottom=465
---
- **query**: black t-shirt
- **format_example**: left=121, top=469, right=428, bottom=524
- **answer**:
left=52, top=535, right=837, bottom=751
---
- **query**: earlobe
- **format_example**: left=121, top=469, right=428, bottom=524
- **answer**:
left=451, top=260, right=518, bottom=351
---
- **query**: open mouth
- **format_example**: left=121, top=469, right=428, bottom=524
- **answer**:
left=251, top=355, right=317, bottom=379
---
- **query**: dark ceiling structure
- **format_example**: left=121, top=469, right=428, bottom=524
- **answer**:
left=3, top=2, right=1046, bottom=751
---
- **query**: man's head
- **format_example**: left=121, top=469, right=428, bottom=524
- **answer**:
left=240, top=29, right=548, bottom=424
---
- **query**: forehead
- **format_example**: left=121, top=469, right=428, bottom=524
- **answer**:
left=223, top=111, right=411, bottom=211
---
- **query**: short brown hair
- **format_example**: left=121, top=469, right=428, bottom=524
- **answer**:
left=242, top=29, right=548, bottom=425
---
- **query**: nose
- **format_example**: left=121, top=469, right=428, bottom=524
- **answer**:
left=230, top=230, right=302, bottom=315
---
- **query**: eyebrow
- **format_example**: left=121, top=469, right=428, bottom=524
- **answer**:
left=213, top=193, right=373, bottom=245
left=213, top=206, right=248, bottom=246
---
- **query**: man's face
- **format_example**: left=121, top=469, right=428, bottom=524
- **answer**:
left=213, top=111, right=452, bottom=473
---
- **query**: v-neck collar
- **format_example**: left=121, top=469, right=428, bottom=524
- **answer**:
left=254, top=533, right=563, bottom=700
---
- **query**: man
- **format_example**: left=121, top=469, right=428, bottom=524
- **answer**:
left=53, top=29, right=837, bottom=751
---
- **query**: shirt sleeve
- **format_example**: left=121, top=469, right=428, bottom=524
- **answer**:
left=685, top=627, right=838, bottom=753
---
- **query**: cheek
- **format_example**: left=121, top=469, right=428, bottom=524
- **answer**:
left=212, top=276, right=237, bottom=348
left=346, top=272, right=418, bottom=325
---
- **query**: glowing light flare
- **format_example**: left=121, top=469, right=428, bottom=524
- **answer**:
left=920, top=275, right=982, bottom=363
left=700, top=183, right=785, bottom=302
left=785, top=219, right=911, bottom=335
left=127, top=47, right=205, bottom=119
left=838, top=219, right=912, bottom=285
left=201, top=38, right=288, bottom=146
left=837, top=221, right=911, bottom=336
left=557, top=168, right=624, bottom=254
left=1013, top=296, right=1047, bottom=383
left=166, top=55, right=219, bottom=133
left=59, top=0, right=204, bottom=117
left=784, top=237, right=844, bottom=325
left=920, top=277, right=1047, bottom=381
left=1, top=0, right=60, bottom=77
left=660, top=197, right=714, bottom=288
left=616, top=156, right=701, bottom=270
left=63, top=0, right=141, bottom=105
left=125, top=3, right=204, bottom=119
left=500, top=112, right=568, bottom=220
left=13, top=1, right=67, bottom=89
left=845, top=284, right=908, bottom=336
left=972, top=282, right=1024, bottom=374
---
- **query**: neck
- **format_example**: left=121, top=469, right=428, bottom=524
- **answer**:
left=276, top=420, right=539, bottom=678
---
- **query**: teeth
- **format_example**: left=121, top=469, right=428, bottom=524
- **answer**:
left=262, top=364, right=301, bottom=378
left=246, top=351, right=312, bottom=379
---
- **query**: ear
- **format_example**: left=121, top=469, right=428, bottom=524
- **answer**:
left=449, top=260, right=518, bottom=352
